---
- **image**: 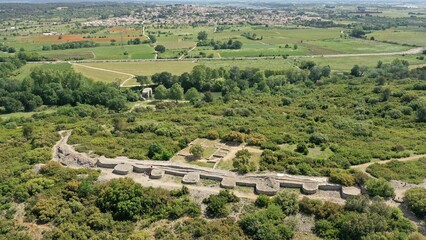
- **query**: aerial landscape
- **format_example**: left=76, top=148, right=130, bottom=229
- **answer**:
left=1, top=0, right=426, bottom=239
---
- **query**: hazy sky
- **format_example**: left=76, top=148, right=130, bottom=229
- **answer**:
left=0, top=0, right=424, bottom=3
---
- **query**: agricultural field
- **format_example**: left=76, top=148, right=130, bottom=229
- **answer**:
left=368, top=27, right=426, bottom=47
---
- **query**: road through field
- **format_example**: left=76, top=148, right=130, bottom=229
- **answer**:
left=29, top=47, right=424, bottom=65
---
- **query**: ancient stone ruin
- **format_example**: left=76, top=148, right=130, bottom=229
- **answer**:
left=54, top=130, right=361, bottom=199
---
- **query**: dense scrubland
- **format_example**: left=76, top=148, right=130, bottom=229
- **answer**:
left=1, top=2, right=426, bottom=239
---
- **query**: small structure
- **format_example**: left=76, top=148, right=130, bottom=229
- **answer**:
left=150, top=169, right=165, bottom=179
left=141, top=88, right=153, bottom=99
left=113, top=163, right=133, bottom=175
left=221, top=177, right=236, bottom=189
left=182, top=172, right=200, bottom=184
left=302, top=182, right=319, bottom=195
left=256, top=177, right=280, bottom=196
left=341, top=186, right=361, bottom=199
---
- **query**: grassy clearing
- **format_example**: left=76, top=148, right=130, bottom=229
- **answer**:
left=306, top=38, right=410, bottom=54
left=280, top=144, right=334, bottom=160
left=199, top=58, right=297, bottom=70
left=71, top=64, right=130, bottom=84
left=366, top=158, right=426, bottom=184
left=306, top=55, right=425, bottom=72
left=75, top=61, right=197, bottom=76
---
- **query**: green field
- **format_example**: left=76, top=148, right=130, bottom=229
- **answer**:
left=40, top=44, right=155, bottom=60
left=305, top=38, right=410, bottom=54
left=369, top=28, right=426, bottom=47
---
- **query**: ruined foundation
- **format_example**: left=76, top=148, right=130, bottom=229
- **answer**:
left=54, top=130, right=362, bottom=199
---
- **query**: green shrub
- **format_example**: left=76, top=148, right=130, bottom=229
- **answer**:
left=329, top=170, right=356, bottom=186
left=404, top=187, right=426, bottom=218
left=366, top=178, right=395, bottom=199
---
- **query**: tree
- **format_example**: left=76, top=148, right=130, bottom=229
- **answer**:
left=273, top=190, right=299, bottom=215
left=197, top=31, right=208, bottom=41
left=239, top=205, right=294, bottom=240
left=202, top=190, right=239, bottom=218
left=366, top=178, right=395, bottom=199
left=351, top=65, right=361, bottom=77
left=295, top=143, right=308, bottom=155
left=97, top=178, right=144, bottom=220
left=155, top=45, right=166, bottom=53
left=169, top=83, right=184, bottom=102
left=148, top=34, right=157, bottom=43
left=154, top=85, right=169, bottom=100
left=184, top=87, right=202, bottom=102
left=0, top=97, right=23, bottom=113
left=350, top=27, right=366, bottom=38
left=203, top=92, right=214, bottom=102
left=255, top=194, right=271, bottom=208
left=416, top=105, right=426, bottom=122
left=380, top=88, right=391, bottom=101
left=22, top=124, right=33, bottom=139
left=232, top=149, right=256, bottom=174
left=148, top=143, right=172, bottom=160
left=135, top=76, right=151, bottom=85
left=189, top=144, right=204, bottom=159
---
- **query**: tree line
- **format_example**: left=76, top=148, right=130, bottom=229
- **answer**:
left=0, top=68, right=138, bottom=113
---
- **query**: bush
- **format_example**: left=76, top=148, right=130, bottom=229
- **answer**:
left=404, top=187, right=426, bottom=218
left=206, top=129, right=220, bottom=140
left=255, top=194, right=271, bottom=208
left=366, top=178, right=395, bottom=199
left=155, top=45, right=166, bottom=53
left=223, top=131, right=245, bottom=143
left=148, top=143, right=173, bottom=160
left=189, top=144, right=204, bottom=159
left=232, top=149, right=256, bottom=174
left=239, top=205, right=294, bottom=240
left=295, top=143, right=309, bottom=155
left=329, top=170, right=356, bottom=186
left=309, top=133, right=328, bottom=145
left=273, top=190, right=299, bottom=215
left=202, top=190, right=239, bottom=218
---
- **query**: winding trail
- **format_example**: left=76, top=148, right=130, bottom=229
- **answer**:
left=351, top=154, right=426, bottom=173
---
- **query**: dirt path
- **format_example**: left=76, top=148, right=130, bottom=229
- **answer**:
left=409, top=63, right=426, bottom=70
left=351, top=154, right=426, bottom=172
left=178, top=46, right=196, bottom=60
left=301, top=47, right=424, bottom=59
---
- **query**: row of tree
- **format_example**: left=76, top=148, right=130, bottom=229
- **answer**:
left=142, top=63, right=330, bottom=99
left=42, top=40, right=99, bottom=51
